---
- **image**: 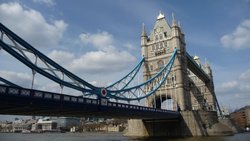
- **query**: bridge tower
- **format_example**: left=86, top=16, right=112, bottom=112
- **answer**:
left=141, top=12, right=189, bottom=111
left=126, top=12, right=234, bottom=137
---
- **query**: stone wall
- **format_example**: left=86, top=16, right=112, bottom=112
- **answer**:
left=125, top=111, right=233, bottom=137
left=124, top=119, right=180, bottom=137
left=180, top=111, right=233, bottom=136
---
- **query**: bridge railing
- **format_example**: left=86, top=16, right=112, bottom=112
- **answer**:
left=0, top=84, right=178, bottom=114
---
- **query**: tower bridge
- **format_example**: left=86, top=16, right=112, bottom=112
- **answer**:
left=0, top=12, right=234, bottom=137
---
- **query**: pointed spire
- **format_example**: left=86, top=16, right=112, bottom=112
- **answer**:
left=178, top=21, right=181, bottom=28
left=204, top=58, right=212, bottom=76
left=205, top=58, right=210, bottom=68
left=141, top=23, right=147, bottom=37
left=157, top=11, right=165, bottom=20
left=172, top=12, right=177, bottom=26
left=178, top=21, right=184, bottom=33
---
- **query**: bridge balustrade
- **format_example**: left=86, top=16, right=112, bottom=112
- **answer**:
left=0, top=84, right=180, bottom=119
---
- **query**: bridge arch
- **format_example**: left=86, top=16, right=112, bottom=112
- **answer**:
left=147, top=92, right=178, bottom=111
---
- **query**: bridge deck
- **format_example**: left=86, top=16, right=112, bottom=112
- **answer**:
left=0, top=85, right=180, bottom=120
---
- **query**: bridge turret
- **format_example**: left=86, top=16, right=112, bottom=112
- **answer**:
left=140, top=11, right=189, bottom=111
left=194, top=55, right=201, bottom=67
left=141, top=23, right=148, bottom=58
left=171, top=13, right=181, bottom=37
left=204, top=59, right=213, bottom=78
left=171, top=13, right=178, bottom=27
left=169, top=13, right=189, bottom=110
left=171, top=13, right=184, bottom=51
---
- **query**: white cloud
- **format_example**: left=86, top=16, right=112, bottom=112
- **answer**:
left=32, top=0, right=56, bottom=7
left=217, top=81, right=238, bottom=93
left=0, top=70, right=31, bottom=88
left=217, top=69, right=250, bottom=93
left=70, top=50, right=136, bottom=74
left=76, top=31, right=137, bottom=74
left=0, top=2, right=137, bottom=91
left=124, top=43, right=136, bottom=50
left=48, top=49, right=136, bottom=74
left=48, top=50, right=74, bottom=66
left=0, top=2, right=67, bottom=48
left=221, top=19, right=250, bottom=49
left=216, top=68, right=250, bottom=109
left=239, top=69, right=250, bottom=81
left=239, top=84, right=250, bottom=92
left=39, top=83, right=61, bottom=93
left=79, top=31, right=116, bottom=52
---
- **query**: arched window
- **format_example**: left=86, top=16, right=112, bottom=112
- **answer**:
left=160, top=42, right=163, bottom=48
left=157, top=60, right=164, bottom=69
left=159, top=34, right=163, bottom=40
left=156, top=43, right=159, bottom=50
left=150, top=65, right=153, bottom=71
left=164, top=41, right=167, bottom=47
left=164, top=32, right=167, bottom=37
left=152, top=45, right=155, bottom=51
left=155, top=35, right=158, bottom=41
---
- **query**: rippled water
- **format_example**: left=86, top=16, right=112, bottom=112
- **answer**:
left=0, top=132, right=249, bottom=141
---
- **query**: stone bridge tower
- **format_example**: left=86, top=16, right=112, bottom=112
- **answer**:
left=141, top=12, right=189, bottom=111
left=125, top=12, right=234, bottom=137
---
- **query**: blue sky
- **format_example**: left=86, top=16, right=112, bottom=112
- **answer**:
left=0, top=0, right=250, bottom=120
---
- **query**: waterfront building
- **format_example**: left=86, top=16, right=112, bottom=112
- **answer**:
left=52, top=117, right=80, bottom=130
left=0, top=121, right=12, bottom=132
left=230, top=105, right=250, bottom=131
left=221, top=106, right=230, bottom=117
left=32, top=117, right=57, bottom=131
left=12, top=119, right=36, bottom=132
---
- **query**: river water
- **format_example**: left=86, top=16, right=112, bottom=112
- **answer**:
left=0, top=132, right=249, bottom=141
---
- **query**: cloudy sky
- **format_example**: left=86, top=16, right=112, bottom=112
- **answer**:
left=0, top=0, right=250, bottom=120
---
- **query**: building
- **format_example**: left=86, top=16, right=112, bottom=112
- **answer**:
left=221, top=106, right=230, bottom=117
left=127, top=11, right=234, bottom=137
left=230, top=105, right=250, bottom=131
left=141, top=11, right=217, bottom=112
left=52, top=117, right=80, bottom=130
left=12, top=119, right=36, bottom=132
left=31, top=117, right=57, bottom=132
left=12, top=119, right=29, bottom=132
left=0, top=121, right=12, bottom=132
left=188, top=56, right=217, bottom=111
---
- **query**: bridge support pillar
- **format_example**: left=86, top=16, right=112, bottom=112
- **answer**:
left=125, top=111, right=233, bottom=137
left=180, top=111, right=234, bottom=136
left=125, top=119, right=181, bottom=137
left=124, top=119, right=149, bottom=137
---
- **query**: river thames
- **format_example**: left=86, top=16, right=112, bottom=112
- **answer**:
left=0, top=132, right=249, bottom=141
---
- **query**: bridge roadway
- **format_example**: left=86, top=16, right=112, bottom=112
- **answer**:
left=0, top=84, right=180, bottom=120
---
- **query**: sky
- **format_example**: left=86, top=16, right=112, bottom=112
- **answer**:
left=0, top=0, right=250, bottom=120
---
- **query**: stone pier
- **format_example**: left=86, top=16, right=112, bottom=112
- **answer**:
left=125, top=111, right=234, bottom=137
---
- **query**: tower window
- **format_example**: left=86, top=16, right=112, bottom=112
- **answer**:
left=159, top=34, right=163, bottom=40
left=166, top=46, right=169, bottom=52
left=155, top=35, right=158, bottom=41
left=156, top=43, right=159, bottom=50
left=150, top=65, right=153, bottom=71
left=157, top=60, right=164, bottom=69
left=164, top=41, right=167, bottom=46
left=164, top=32, right=167, bottom=37
left=160, top=42, right=163, bottom=48
left=152, top=45, right=155, bottom=51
